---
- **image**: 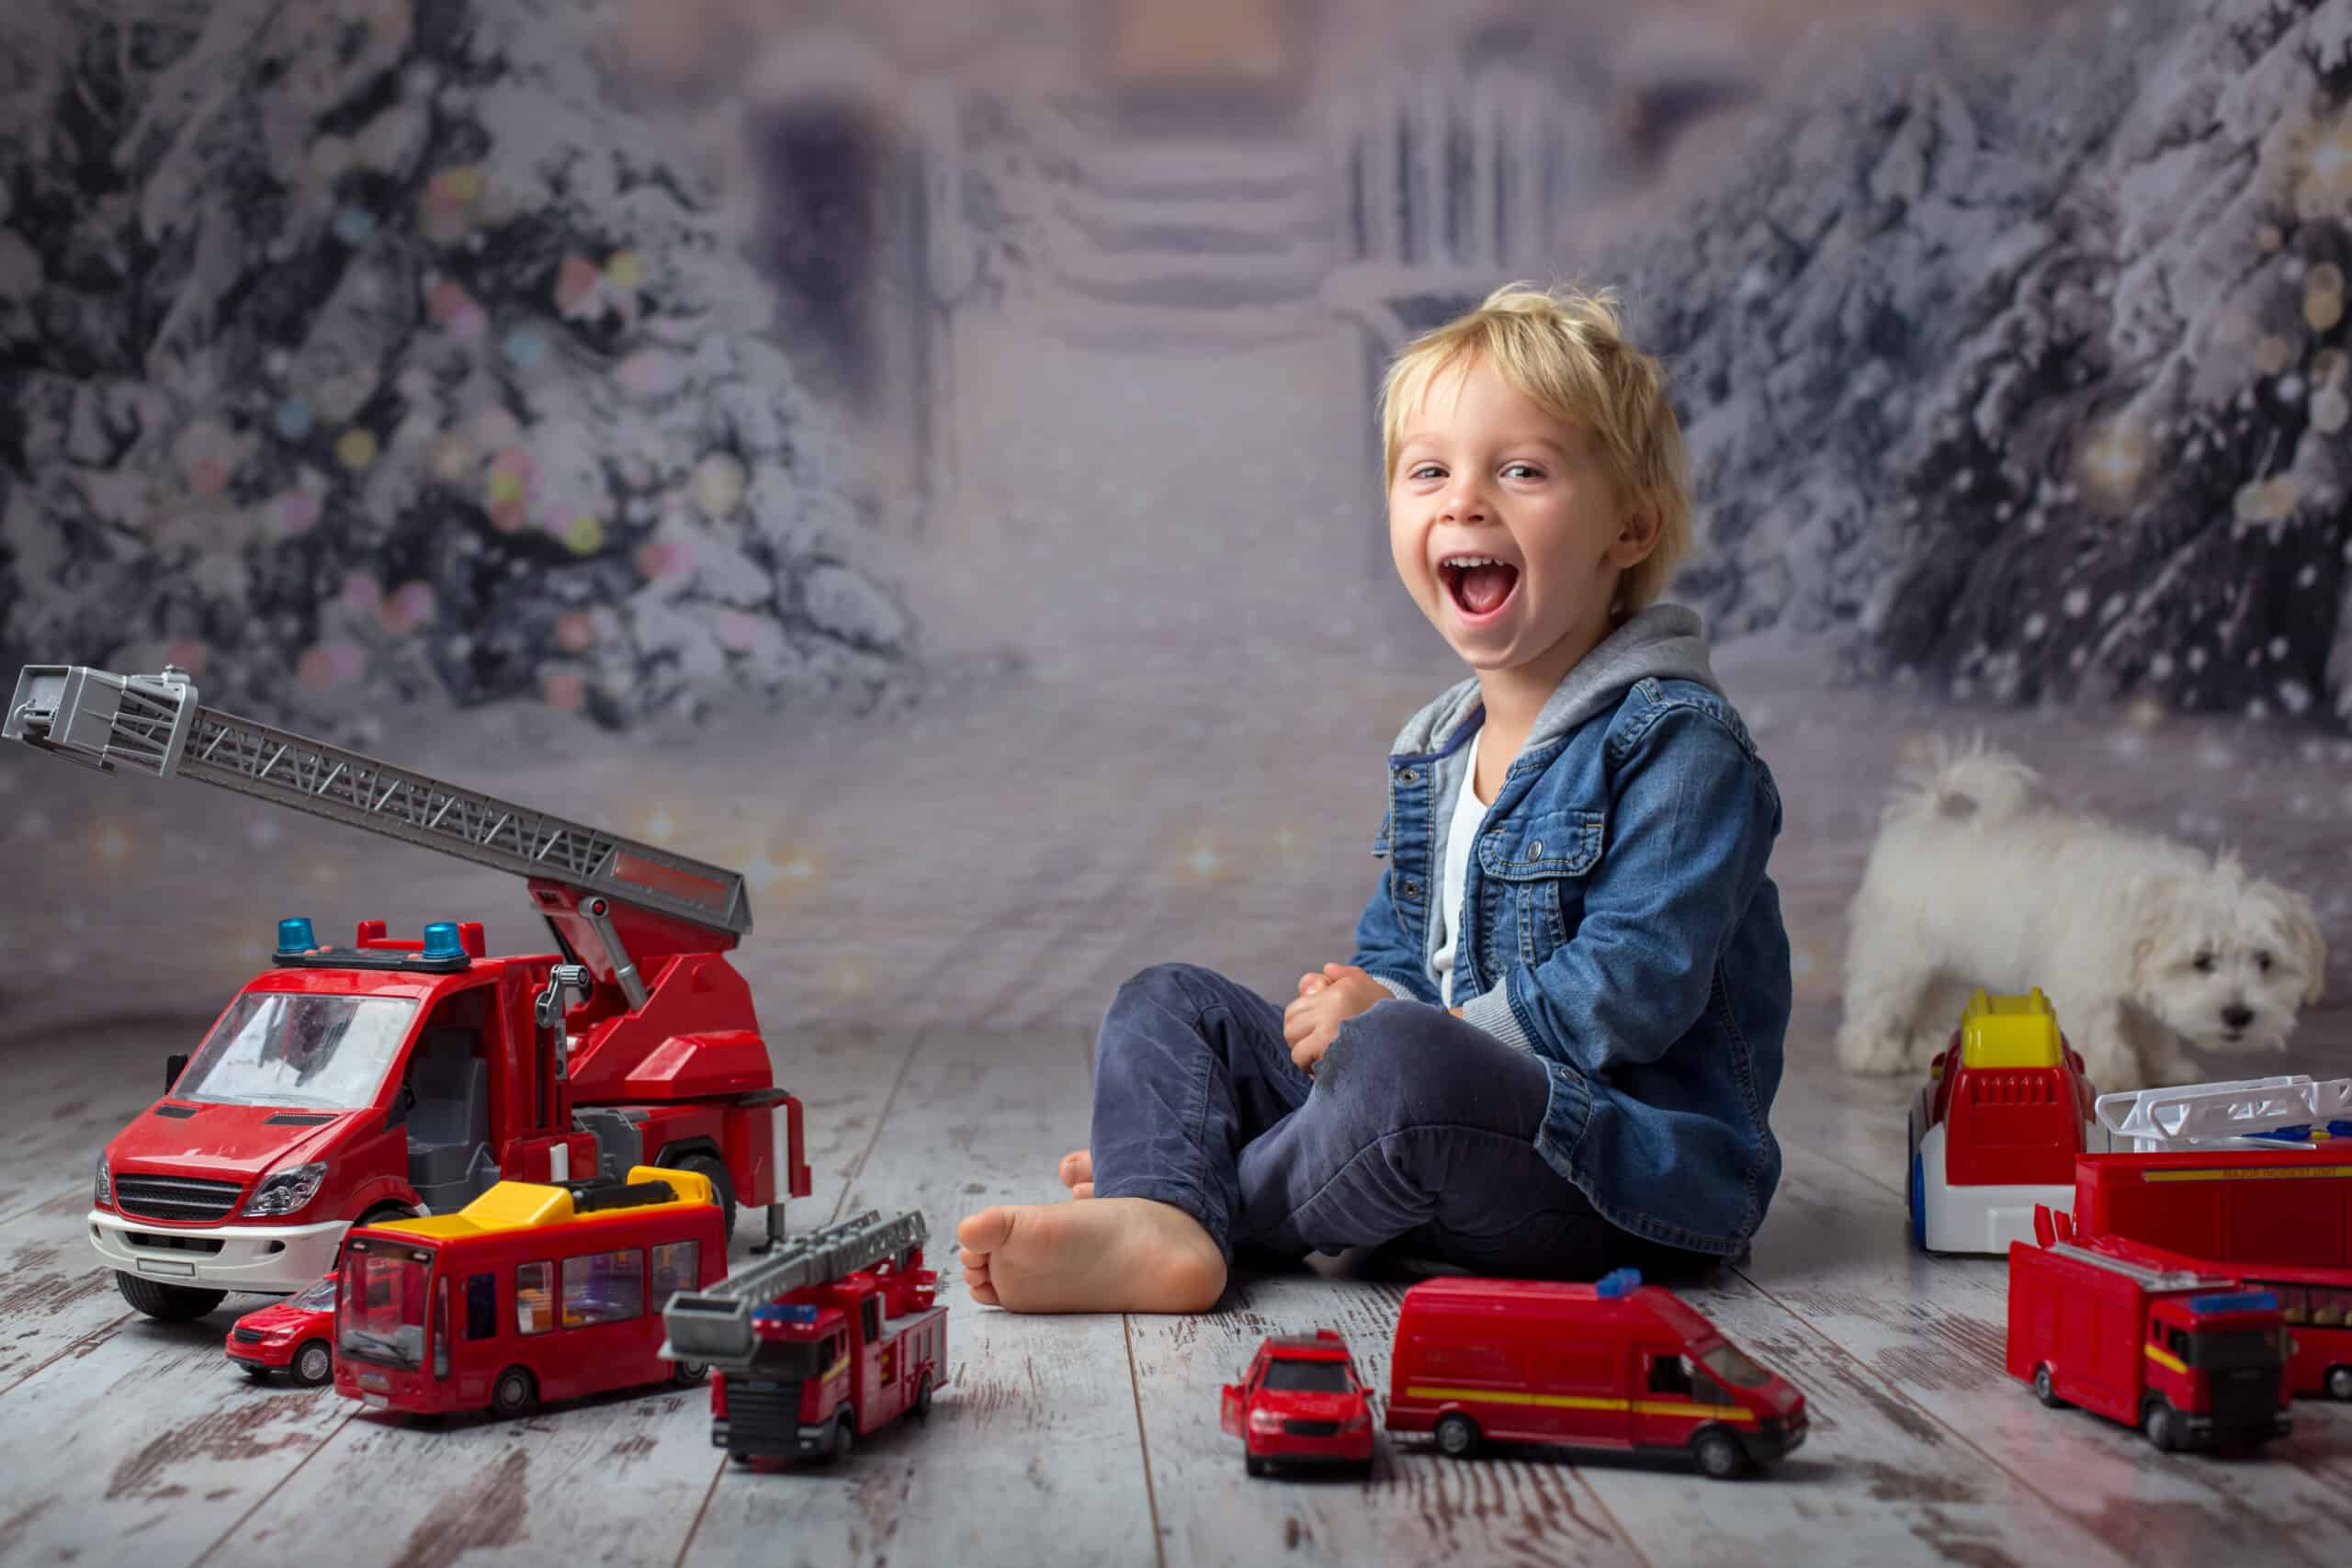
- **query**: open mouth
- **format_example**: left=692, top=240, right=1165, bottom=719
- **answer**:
left=1440, top=557, right=1521, bottom=622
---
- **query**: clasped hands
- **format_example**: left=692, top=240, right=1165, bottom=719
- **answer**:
left=1282, top=963, right=1395, bottom=1073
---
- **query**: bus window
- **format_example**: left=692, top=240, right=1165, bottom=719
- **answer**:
left=562, top=1248, right=646, bottom=1327
left=433, top=1278, right=450, bottom=1379
left=517, top=1261, right=555, bottom=1336
left=2266, top=1283, right=2309, bottom=1325
left=2315, top=1288, right=2349, bottom=1327
left=651, top=1242, right=700, bottom=1309
left=465, top=1272, right=498, bottom=1340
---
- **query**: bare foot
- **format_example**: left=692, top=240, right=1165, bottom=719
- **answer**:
left=956, top=1198, right=1227, bottom=1314
left=1057, top=1148, right=1093, bottom=1200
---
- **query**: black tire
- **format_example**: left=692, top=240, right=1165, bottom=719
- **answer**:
left=292, top=1339, right=334, bottom=1387
left=1692, top=1427, right=1747, bottom=1480
left=2032, top=1365, right=2067, bottom=1408
left=116, top=1270, right=226, bottom=1322
left=820, top=1414, right=854, bottom=1465
left=1245, top=1454, right=1269, bottom=1478
left=672, top=1153, right=738, bottom=1249
left=2143, top=1398, right=2177, bottom=1453
left=357, top=1201, right=418, bottom=1225
left=2328, top=1366, right=2352, bottom=1402
left=673, top=1358, right=709, bottom=1390
left=1434, top=1413, right=1480, bottom=1459
left=490, top=1366, right=538, bottom=1419
left=913, top=1371, right=935, bottom=1423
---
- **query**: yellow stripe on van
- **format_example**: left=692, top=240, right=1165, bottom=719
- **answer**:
left=1402, top=1385, right=1758, bottom=1424
left=2144, top=1345, right=2188, bottom=1375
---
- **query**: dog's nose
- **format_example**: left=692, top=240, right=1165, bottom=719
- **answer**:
left=2222, top=1003, right=2254, bottom=1030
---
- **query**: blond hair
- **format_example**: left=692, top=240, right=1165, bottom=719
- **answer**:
left=1378, top=281, right=1694, bottom=617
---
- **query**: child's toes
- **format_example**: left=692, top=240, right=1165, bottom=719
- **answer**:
left=1057, top=1149, right=1092, bottom=1188
left=1071, top=1182, right=1093, bottom=1200
left=957, top=1206, right=1017, bottom=1254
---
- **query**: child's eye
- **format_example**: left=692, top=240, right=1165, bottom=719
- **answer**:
left=1501, top=462, right=1542, bottom=479
left=1408, top=463, right=1444, bottom=480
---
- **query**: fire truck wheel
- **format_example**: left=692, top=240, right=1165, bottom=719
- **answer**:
left=821, top=1414, right=854, bottom=1464
left=1691, top=1427, right=1748, bottom=1480
left=2328, top=1366, right=2352, bottom=1402
left=2142, top=1398, right=2178, bottom=1452
left=672, top=1359, right=709, bottom=1389
left=293, top=1339, right=334, bottom=1387
left=115, top=1271, right=227, bottom=1322
left=491, top=1367, right=539, bottom=1419
left=673, top=1154, right=738, bottom=1248
left=914, top=1371, right=935, bottom=1422
left=2031, top=1365, right=2067, bottom=1408
left=1434, top=1414, right=1480, bottom=1459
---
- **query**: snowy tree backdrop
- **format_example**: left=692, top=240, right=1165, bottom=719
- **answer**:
left=0, top=0, right=920, bottom=736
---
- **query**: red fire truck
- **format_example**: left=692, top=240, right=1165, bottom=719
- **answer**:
left=334, top=1163, right=727, bottom=1417
left=662, top=1209, right=946, bottom=1464
left=6, top=663, right=810, bottom=1322
left=2007, top=1222, right=2293, bottom=1451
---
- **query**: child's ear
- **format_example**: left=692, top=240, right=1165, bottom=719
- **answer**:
left=1611, top=502, right=1663, bottom=567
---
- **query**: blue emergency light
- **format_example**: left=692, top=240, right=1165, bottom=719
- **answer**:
left=753, top=1303, right=820, bottom=1325
left=2187, top=1291, right=2278, bottom=1314
left=1595, top=1268, right=1643, bottom=1299
left=276, top=917, right=318, bottom=955
left=422, top=921, right=466, bottom=961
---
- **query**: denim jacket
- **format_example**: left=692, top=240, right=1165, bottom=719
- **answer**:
left=1350, top=604, right=1791, bottom=1256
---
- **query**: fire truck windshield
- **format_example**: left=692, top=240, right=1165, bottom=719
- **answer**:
left=175, top=992, right=419, bottom=1110
left=339, top=1247, right=428, bottom=1370
left=1697, top=1343, right=1773, bottom=1389
left=2187, top=1329, right=2281, bottom=1372
left=1262, top=1359, right=1354, bottom=1393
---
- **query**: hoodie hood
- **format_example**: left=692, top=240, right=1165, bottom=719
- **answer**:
left=1388, top=604, right=1724, bottom=757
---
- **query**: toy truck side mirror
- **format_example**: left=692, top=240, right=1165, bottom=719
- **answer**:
left=1220, top=1383, right=1244, bottom=1438
left=164, top=1054, right=187, bottom=1092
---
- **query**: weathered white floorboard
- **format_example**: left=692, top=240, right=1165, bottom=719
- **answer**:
left=678, top=1025, right=1159, bottom=1568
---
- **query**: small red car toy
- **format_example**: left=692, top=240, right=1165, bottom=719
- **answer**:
left=226, top=1272, right=340, bottom=1386
left=1220, top=1328, right=1376, bottom=1477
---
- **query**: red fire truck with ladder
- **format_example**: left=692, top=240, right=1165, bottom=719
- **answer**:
left=661, top=1208, right=945, bottom=1465
left=5, top=663, right=811, bottom=1323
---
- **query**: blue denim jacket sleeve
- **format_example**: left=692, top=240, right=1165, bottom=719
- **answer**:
left=1348, top=810, right=1440, bottom=1006
left=1465, top=699, right=1781, bottom=1072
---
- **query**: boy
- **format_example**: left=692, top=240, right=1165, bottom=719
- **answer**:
left=957, top=282, right=1792, bottom=1312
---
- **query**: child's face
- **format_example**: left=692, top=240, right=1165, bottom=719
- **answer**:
left=1386, top=354, right=1656, bottom=679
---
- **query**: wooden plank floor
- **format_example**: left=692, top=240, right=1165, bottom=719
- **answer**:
left=6, top=992, right=2352, bottom=1568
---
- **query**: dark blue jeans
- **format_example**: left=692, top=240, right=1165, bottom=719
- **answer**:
left=1089, top=963, right=1716, bottom=1281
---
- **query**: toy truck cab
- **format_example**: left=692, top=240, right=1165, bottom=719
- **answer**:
left=1220, top=1328, right=1376, bottom=1477
left=1385, top=1269, right=1806, bottom=1479
left=1909, top=988, right=2102, bottom=1254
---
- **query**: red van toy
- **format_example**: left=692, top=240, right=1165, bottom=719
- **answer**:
left=1385, top=1269, right=1805, bottom=1479
left=1220, top=1328, right=1376, bottom=1477
left=226, top=1272, right=340, bottom=1386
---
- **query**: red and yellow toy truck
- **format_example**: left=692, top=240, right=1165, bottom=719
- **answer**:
left=662, top=1210, right=946, bottom=1465
left=226, top=1271, right=340, bottom=1386
left=333, top=1164, right=726, bottom=1418
left=2008, top=1217, right=2292, bottom=1451
left=1906, top=988, right=2103, bottom=1254
left=1384, top=1269, right=1807, bottom=1479
left=1220, top=1328, right=1377, bottom=1478
left=6, top=664, right=810, bottom=1324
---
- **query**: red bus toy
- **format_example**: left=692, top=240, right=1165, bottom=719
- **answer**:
left=2195, top=1262, right=2352, bottom=1401
left=226, top=1272, right=340, bottom=1386
left=1384, top=1270, right=1806, bottom=1479
left=333, top=1164, right=725, bottom=1418
left=2009, top=1214, right=2292, bottom=1451
left=1220, top=1328, right=1377, bottom=1477
left=662, top=1210, right=946, bottom=1465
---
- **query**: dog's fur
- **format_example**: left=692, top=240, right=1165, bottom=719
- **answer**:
left=1836, top=736, right=2327, bottom=1089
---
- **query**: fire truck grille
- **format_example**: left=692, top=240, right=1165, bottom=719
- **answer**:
left=2208, top=1374, right=2278, bottom=1431
left=722, top=1379, right=804, bottom=1449
left=115, top=1175, right=244, bottom=1223
left=233, top=1327, right=267, bottom=1345
left=1283, top=1419, right=1341, bottom=1438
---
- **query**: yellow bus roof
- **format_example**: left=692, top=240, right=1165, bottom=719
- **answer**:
left=1959, top=988, right=2064, bottom=1069
left=368, top=1165, right=717, bottom=1242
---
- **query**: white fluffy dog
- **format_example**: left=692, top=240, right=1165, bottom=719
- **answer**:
left=1836, top=737, right=2326, bottom=1089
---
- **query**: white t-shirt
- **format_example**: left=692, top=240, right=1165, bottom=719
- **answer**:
left=1431, top=728, right=1491, bottom=1009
